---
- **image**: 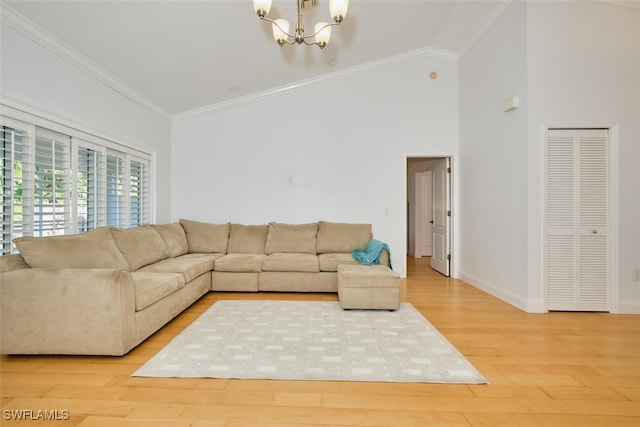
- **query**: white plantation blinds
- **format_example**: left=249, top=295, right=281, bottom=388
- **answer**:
left=1, top=125, right=28, bottom=255
left=1, top=116, right=152, bottom=255
left=546, top=129, right=609, bottom=311
left=34, top=129, right=72, bottom=236
left=129, top=158, right=149, bottom=227
left=106, top=152, right=125, bottom=227
left=76, top=144, right=105, bottom=232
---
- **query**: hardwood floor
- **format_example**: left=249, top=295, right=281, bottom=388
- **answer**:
left=2, top=257, right=639, bottom=426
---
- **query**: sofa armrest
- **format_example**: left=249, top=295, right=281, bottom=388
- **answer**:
left=379, top=249, right=390, bottom=267
left=0, top=268, right=137, bottom=355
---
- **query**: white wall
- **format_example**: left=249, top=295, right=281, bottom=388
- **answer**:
left=460, top=1, right=640, bottom=313
left=172, top=53, right=460, bottom=277
left=0, top=23, right=173, bottom=222
left=459, top=2, right=530, bottom=309
left=526, top=1, right=640, bottom=313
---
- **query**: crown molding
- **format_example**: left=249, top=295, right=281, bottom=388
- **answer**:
left=173, top=46, right=459, bottom=121
left=1, top=5, right=172, bottom=121
left=458, top=0, right=514, bottom=60
left=598, top=0, right=640, bottom=9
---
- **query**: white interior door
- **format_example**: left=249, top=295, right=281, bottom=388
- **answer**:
left=431, top=158, right=450, bottom=276
left=546, top=129, right=609, bottom=311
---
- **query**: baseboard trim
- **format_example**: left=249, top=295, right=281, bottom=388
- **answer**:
left=459, top=272, right=545, bottom=313
left=618, top=300, right=640, bottom=314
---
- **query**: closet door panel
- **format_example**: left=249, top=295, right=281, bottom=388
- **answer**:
left=546, top=129, right=608, bottom=311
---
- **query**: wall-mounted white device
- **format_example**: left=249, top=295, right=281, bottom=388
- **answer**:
left=503, top=95, right=520, bottom=112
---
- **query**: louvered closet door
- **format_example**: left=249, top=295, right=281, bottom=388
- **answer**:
left=546, top=129, right=609, bottom=311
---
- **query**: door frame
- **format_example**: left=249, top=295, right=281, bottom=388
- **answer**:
left=406, top=155, right=458, bottom=278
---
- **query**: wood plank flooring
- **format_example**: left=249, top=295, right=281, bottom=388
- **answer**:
left=2, top=257, right=639, bottom=426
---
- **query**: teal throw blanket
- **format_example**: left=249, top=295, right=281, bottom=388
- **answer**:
left=352, top=239, right=391, bottom=268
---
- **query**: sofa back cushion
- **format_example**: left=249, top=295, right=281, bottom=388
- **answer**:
left=265, top=222, right=318, bottom=255
left=227, top=224, right=268, bottom=254
left=111, top=225, right=170, bottom=271
left=13, top=227, right=130, bottom=270
left=316, top=221, right=372, bottom=253
left=179, top=219, right=230, bottom=253
left=153, top=222, right=189, bottom=258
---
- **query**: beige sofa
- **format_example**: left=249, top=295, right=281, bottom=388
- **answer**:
left=0, top=220, right=386, bottom=356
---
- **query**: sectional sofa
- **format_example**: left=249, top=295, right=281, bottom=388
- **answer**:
left=0, top=220, right=388, bottom=356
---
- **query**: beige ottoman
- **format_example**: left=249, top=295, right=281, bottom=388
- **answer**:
left=337, top=264, right=400, bottom=310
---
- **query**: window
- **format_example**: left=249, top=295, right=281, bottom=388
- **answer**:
left=1, top=116, right=153, bottom=255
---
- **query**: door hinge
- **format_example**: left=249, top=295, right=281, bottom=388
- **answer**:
left=447, top=210, right=451, bottom=217
left=447, top=254, right=451, bottom=261
left=447, top=167, right=451, bottom=173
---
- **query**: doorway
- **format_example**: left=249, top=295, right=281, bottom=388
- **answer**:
left=407, top=157, right=452, bottom=277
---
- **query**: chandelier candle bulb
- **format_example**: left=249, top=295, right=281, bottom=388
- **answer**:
left=314, top=22, right=332, bottom=48
left=272, top=19, right=290, bottom=45
left=253, top=0, right=272, bottom=17
left=330, top=0, right=349, bottom=23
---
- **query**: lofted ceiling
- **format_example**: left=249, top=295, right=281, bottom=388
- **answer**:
left=2, top=0, right=515, bottom=116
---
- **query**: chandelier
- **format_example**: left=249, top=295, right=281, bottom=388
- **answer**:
left=253, top=0, right=349, bottom=49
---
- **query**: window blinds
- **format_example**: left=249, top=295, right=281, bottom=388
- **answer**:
left=1, top=125, right=28, bottom=255
left=33, top=129, right=72, bottom=237
left=1, top=118, right=152, bottom=256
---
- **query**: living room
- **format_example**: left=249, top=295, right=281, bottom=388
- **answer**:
left=2, top=0, right=638, bottom=313
left=1, top=1, right=639, bottom=425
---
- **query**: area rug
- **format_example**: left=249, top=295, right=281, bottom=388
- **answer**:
left=133, top=300, right=488, bottom=384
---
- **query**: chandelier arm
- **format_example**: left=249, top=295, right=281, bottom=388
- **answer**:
left=305, top=21, right=339, bottom=40
left=258, top=15, right=297, bottom=40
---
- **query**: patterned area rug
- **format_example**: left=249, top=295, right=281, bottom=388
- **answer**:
left=133, top=300, right=488, bottom=384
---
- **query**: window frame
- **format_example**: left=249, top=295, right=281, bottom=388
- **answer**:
left=1, top=108, right=154, bottom=255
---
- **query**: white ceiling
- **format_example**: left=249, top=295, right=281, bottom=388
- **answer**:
left=4, top=1, right=514, bottom=116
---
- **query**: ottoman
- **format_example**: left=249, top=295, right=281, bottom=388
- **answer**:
left=337, top=264, right=400, bottom=310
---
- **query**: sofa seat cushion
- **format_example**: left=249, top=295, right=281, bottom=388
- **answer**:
left=131, top=272, right=185, bottom=311
left=138, top=253, right=222, bottom=282
left=318, top=253, right=359, bottom=272
left=214, top=254, right=266, bottom=272
left=262, top=253, right=320, bottom=272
